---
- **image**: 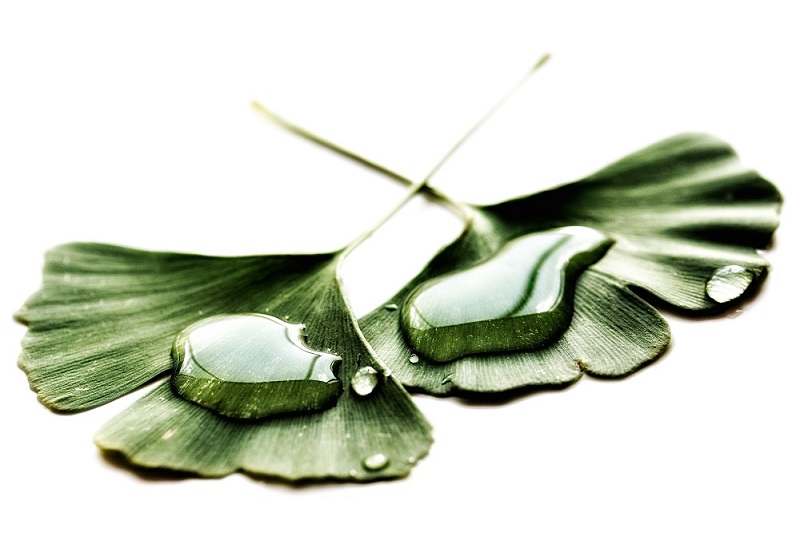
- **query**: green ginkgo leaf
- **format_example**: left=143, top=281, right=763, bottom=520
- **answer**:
left=15, top=58, right=551, bottom=482
left=359, top=133, right=782, bottom=394
left=17, top=243, right=432, bottom=481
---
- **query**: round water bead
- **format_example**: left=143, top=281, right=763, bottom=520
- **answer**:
left=171, top=314, right=342, bottom=419
left=362, top=453, right=390, bottom=471
left=351, top=366, right=379, bottom=397
left=706, top=265, right=755, bottom=303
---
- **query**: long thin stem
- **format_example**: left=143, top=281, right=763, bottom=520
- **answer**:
left=252, top=53, right=550, bottom=195
left=250, top=101, right=410, bottom=188
left=252, top=53, right=551, bottom=255
left=417, top=53, right=550, bottom=187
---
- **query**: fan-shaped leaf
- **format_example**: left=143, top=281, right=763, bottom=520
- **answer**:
left=17, top=243, right=432, bottom=480
left=359, top=133, right=781, bottom=394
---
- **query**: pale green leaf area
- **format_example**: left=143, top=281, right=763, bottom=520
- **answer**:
left=359, top=134, right=782, bottom=395
left=17, top=244, right=432, bottom=481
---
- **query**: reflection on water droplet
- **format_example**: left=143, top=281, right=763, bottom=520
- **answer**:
left=351, top=366, right=379, bottom=396
left=408, top=354, right=420, bottom=364
left=384, top=303, right=398, bottom=311
left=363, top=453, right=390, bottom=471
left=706, top=265, right=755, bottom=303
left=401, top=226, right=612, bottom=362
left=726, top=308, right=744, bottom=319
left=171, top=314, right=342, bottom=419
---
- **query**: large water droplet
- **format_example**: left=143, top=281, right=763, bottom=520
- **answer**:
left=171, top=314, right=342, bottom=419
left=362, top=453, right=390, bottom=471
left=401, top=226, right=612, bottom=362
left=706, top=265, right=755, bottom=303
left=351, top=366, right=379, bottom=396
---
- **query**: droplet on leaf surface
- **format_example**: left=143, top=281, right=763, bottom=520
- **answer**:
left=171, top=314, right=342, bottom=419
left=705, top=265, right=755, bottom=303
left=401, top=226, right=612, bottom=362
left=362, top=453, right=390, bottom=471
left=351, top=366, right=379, bottom=397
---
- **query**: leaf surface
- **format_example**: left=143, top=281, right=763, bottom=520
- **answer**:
left=18, top=243, right=432, bottom=480
left=359, top=134, right=782, bottom=394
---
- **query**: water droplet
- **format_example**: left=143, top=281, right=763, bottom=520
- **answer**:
left=726, top=308, right=744, bottom=319
left=384, top=303, right=398, bottom=311
left=706, top=265, right=755, bottom=303
left=171, top=314, right=342, bottom=419
left=351, top=366, right=379, bottom=396
left=362, top=453, right=390, bottom=471
left=401, top=226, right=612, bottom=362
left=408, top=354, right=420, bottom=364
left=441, top=373, right=454, bottom=386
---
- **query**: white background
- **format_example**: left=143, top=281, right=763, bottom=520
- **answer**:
left=1, top=1, right=798, bottom=531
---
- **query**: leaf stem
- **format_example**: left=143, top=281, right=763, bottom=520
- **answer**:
left=417, top=52, right=550, bottom=188
left=252, top=53, right=550, bottom=261
left=252, top=52, right=550, bottom=199
left=254, top=54, right=550, bottom=367
left=250, top=101, right=410, bottom=189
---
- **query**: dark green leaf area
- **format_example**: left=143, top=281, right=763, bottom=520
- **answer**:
left=401, top=227, right=612, bottom=362
left=363, top=268, right=669, bottom=394
left=17, top=243, right=432, bottom=480
left=483, top=133, right=781, bottom=310
left=16, top=243, right=335, bottom=411
left=96, top=363, right=431, bottom=481
left=360, top=133, right=780, bottom=394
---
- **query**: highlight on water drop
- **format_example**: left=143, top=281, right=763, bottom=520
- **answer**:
left=362, top=453, right=390, bottom=471
left=400, top=226, right=613, bottom=362
left=351, top=366, right=379, bottom=397
left=705, top=265, right=755, bottom=303
left=171, top=313, right=342, bottom=419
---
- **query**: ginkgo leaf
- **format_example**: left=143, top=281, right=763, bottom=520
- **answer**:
left=17, top=243, right=432, bottom=480
left=359, top=133, right=782, bottom=394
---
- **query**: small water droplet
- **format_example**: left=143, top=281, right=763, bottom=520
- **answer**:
left=349, top=469, right=358, bottom=477
left=407, top=456, right=417, bottom=464
left=384, top=303, right=398, bottom=311
left=706, top=265, right=755, bottom=303
left=726, top=308, right=744, bottom=319
left=171, top=314, right=342, bottom=419
left=401, top=226, right=612, bottom=362
left=441, top=373, right=454, bottom=386
left=362, top=453, right=390, bottom=471
left=351, top=366, right=379, bottom=396
left=408, top=354, right=420, bottom=364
